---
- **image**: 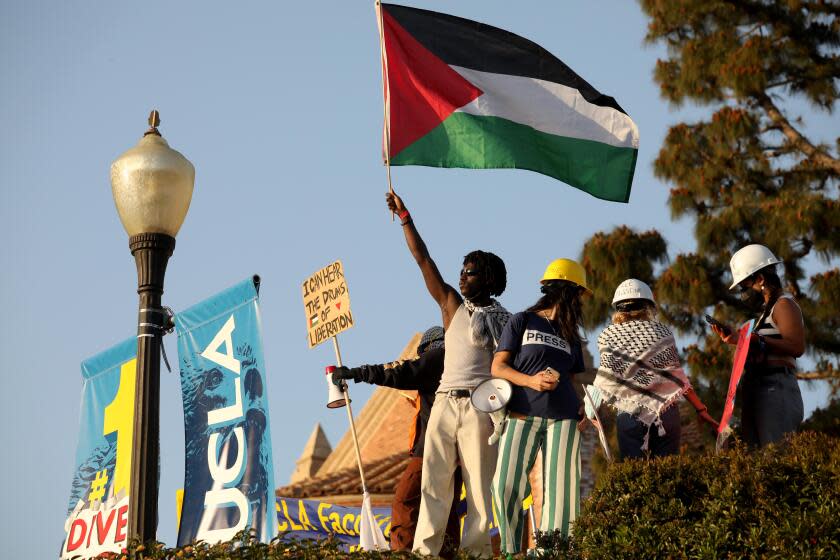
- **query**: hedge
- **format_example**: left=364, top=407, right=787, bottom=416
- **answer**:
left=570, top=431, right=840, bottom=559
left=87, top=432, right=838, bottom=559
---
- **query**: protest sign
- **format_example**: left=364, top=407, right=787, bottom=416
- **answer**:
left=302, top=260, right=354, bottom=348
left=716, top=320, right=755, bottom=451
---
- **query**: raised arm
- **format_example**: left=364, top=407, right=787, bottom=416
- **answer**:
left=386, top=191, right=461, bottom=328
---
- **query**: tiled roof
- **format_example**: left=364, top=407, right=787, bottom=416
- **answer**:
left=277, top=450, right=410, bottom=506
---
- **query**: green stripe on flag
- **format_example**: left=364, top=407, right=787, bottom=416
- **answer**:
left=391, top=112, right=637, bottom=203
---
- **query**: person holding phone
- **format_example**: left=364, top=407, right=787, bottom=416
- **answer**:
left=710, top=244, right=804, bottom=447
left=595, top=279, right=718, bottom=459
left=490, top=258, right=588, bottom=554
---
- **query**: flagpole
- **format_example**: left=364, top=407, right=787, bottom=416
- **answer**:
left=331, top=334, right=369, bottom=493
left=375, top=1, right=396, bottom=220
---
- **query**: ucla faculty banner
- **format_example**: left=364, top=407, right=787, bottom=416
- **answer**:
left=276, top=497, right=391, bottom=549
left=176, top=277, right=277, bottom=545
left=62, top=338, right=137, bottom=559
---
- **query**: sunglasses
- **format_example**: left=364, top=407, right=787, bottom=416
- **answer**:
left=460, top=268, right=479, bottom=278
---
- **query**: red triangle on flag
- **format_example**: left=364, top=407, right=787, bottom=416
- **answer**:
left=336, top=302, right=342, bottom=310
left=382, top=9, right=483, bottom=158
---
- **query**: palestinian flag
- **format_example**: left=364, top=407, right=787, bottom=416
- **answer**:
left=378, top=3, right=639, bottom=203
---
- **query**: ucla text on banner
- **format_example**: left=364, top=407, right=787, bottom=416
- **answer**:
left=303, top=260, right=353, bottom=348
left=62, top=338, right=137, bottom=559
left=275, top=492, right=507, bottom=550
left=176, top=276, right=277, bottom=545
left=276, top=497, right=391, bottom=549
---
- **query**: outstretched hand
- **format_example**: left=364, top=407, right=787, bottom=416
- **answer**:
left=331, top=366, right=353, bottom=387
left=385, top=191, right=406, bottom=215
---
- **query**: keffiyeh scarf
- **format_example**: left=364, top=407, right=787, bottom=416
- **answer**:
left=463, top=298, right=511, bottom=349
left=594, top=320, right=691, bottom=448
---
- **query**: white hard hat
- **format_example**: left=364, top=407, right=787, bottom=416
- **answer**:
left=612, top=279, right=655, bottom=307
left=729, top=244, right=781, bottom=290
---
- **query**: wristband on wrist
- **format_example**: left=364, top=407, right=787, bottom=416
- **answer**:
left=398, top=209, right=410, bottom=220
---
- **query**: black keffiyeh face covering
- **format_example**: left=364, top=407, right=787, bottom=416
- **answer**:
left=463, top=298, right=511, bottom=349
left=418, top=326, right=445, bottom=355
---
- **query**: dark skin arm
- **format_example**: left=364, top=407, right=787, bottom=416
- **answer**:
left=386, top=191, right=462, bottom=329
left=711, top=299, right=805, bottom=359
left=765, top=298, right=806, bottom=358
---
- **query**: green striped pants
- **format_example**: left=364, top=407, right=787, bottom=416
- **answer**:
left=491, top=416, right=580, bottom=554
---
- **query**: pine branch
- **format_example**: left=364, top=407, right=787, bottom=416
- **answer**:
left=789, top=238, right=814, bottom=260
left=796, top=371, right=838, bottom=381
left=757, top=93, right=840, bottom=174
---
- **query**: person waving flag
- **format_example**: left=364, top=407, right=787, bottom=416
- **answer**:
left=375, top=3, right=639, bottom=203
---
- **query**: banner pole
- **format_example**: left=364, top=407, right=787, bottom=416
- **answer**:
left=331, top=335, right=369, bottom=493
left=375, top=1, right=396, bottom=220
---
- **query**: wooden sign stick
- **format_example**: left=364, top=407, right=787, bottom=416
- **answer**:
left=332, top=335, right=369, bottom=494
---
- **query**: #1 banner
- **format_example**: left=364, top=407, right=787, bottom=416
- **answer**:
left=62, top=338, right=137, bottom=559
left=176, top=276, right=276, bottom=545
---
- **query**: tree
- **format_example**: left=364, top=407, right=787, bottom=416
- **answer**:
left=581, top=0, right=840, bottom=412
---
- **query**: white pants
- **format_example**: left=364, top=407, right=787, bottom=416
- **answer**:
left=412, top=393, right=498, bottom=557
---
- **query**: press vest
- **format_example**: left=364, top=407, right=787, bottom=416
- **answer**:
left=438, top=304, right=493, bottom=392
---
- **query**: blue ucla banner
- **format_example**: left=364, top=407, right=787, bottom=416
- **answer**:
left=276, top=497, right=391, bottom=549
left=62, top=338, right=137, bottom=559
left=176, top=276, right=277, bottom=545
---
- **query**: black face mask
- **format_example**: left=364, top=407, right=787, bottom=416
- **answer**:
left=740, top=288, right=765, bottom=310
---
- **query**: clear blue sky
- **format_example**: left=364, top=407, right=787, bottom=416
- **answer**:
left=1, top=1, right=836, bottom=557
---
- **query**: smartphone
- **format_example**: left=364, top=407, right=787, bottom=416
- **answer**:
left=704, top=314, right=732, bottom=336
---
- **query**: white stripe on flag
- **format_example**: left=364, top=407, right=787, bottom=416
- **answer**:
left=451, top=66, right=639, bottom=149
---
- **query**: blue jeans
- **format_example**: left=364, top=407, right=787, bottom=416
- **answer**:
left=617, top=405, right=681, bottom=459
left=739, top=369, right=803, bottom=448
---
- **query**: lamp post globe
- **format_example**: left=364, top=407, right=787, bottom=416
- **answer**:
left=110, top=110, right=194, bottom=543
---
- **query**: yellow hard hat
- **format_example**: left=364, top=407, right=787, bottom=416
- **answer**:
left=540, top=258, right=589, bottom=291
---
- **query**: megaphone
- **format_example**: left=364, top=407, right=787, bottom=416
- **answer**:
left=325, top=365, right=350, bottom=409
left=470, top=378, right=513, bottom=413
left=472, top=378, right=513, bottom=445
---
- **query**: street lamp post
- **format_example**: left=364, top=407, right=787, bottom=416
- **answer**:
left=110, top=111, right=195, bottom=543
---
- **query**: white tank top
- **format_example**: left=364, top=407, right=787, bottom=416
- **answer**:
left=755, top=294, right=801, bottom=368
left=438, top=304, right=493, bottom=392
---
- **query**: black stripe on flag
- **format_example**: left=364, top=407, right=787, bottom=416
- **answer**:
left=383, top=3, right=626, bottom=114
